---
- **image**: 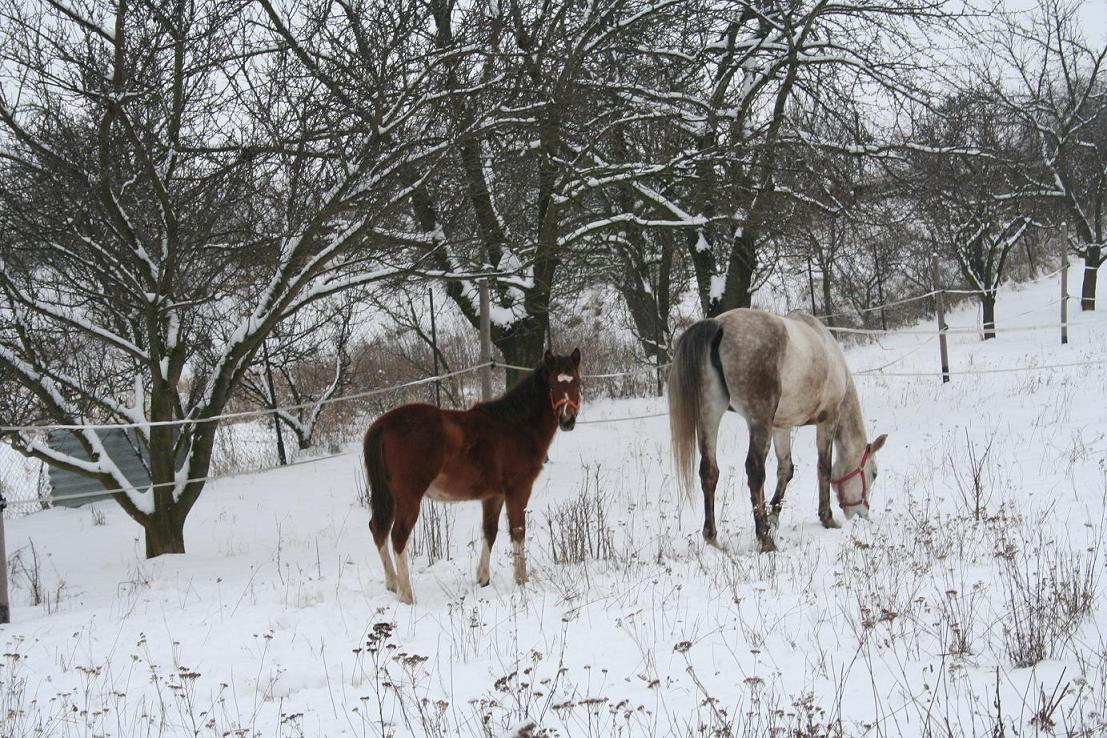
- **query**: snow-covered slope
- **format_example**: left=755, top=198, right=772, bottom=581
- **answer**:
left=3, top=266, right=1105, bottom=737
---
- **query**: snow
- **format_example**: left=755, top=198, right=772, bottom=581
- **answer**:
left=488, top=302, right=522, bottom=328
left=694, top=229, right=710, bottom=252
left=709, top=272, right=727, bottom=302
left=2, top=267, right=1107, bottom=736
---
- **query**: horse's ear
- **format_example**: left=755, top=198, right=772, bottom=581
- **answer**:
left=544, top=349, right=555, bottom=365
left=871, top=434, right=888, bottom=453
left=570, top=347, right=581, bottom=367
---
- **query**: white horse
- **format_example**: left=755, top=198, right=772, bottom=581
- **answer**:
left=668, top=308, right=887, bottom=552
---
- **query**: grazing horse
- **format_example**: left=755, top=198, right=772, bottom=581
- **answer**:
left=668, top=309, right=887, bottom=553
left=364, top=349, right=582, bottom=604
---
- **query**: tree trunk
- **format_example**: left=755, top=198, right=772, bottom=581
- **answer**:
left=143, top=513, right=186, bottom=557
left=497, top=319, right=546, bottom=388
left=981, top=293, right=996, bottom=340
left=707, top=232, right=757, bottom=317
left=263, top=342, right=288, bottom=465
left=1081, top=249, right=1100, bottom=311
left=820, top=261, right=834, bottom=327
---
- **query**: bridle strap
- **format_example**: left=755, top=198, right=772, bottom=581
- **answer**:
left=831, top=445, right=872, bottom=509
left=550, top=390, right=580, bottom=413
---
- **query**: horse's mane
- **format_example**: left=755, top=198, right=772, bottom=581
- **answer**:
left=475, top=364, right=548, bottom=421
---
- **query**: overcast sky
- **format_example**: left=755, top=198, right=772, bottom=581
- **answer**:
left=1003, top=0, right=1107, bottom=41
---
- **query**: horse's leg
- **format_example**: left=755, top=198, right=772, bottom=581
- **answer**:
left=368, top=496, right=397, bottom=593
left=698, top=396, right=728, bottom=548
left=505, top=490, right=532, bottom=585
left=390, top=495, right=421, bottom=604
left=477, top=497, right=504, bottom=586
left=745, top=422, right=776, bottom=552
left=816, top=421, right=840, bottom=529
left=768, top=427, right=794, bottom=528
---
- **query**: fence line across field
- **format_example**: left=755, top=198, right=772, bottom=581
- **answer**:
left=6, top=354, right=1106, bottom=508
left=812, top=289, right=940, bottom=321
left=856, top=357, right=1107, bottom=378
left=0, top=359, right=670, bottom=435
left=0, top=363, right=493, bottom=434
left=826, top=318, right=1092, bottom=337
left=811, top=264, right=1069, bottom=322
left=577, top=411, right=669, bottom=425
left=493, top=361, right=671, bottom=379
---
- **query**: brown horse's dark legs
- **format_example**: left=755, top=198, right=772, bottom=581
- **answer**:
left=505, top=494, right=530, bottom=585
left=768, top=428, right=794, bottom=527
left=745, top=424, right=776, bottom=552
left=816, top=422, right=839, bottom=529
left=698, top=455, right=720, bottom=545
left=478, top=497, right=504, bottom=586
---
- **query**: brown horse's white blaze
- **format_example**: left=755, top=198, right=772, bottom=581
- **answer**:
left=551, top=372, right=581, bottom=430
left=364, top=349, right=582, bottom=604
left=668, top=308, right=887, bottom=552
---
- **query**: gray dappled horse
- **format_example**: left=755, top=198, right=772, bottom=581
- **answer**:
left=668, top=308, right=887, bottom=552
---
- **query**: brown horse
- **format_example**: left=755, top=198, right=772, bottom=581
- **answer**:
left=668, top=309, right=887, bottom=553
left=364, top=349, right=582, bottom=604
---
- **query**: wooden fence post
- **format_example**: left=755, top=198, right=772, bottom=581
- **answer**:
left=1061, top=223, right=1069, bottom=346
left=806, top=255, right=818, bottom=315
left=873, top=242, right=888, bottom=331
left=1, top=494, right=10, bottom=624
left=932, top=253, right=950, bottom=384
left=429, top=288, right=441, bottom=407
left=479, top=279, right=492, bottom=401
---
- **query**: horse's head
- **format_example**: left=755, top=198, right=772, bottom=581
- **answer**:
left=833, top=433, right=888, bottom=519
left=544, top=348, right=582, bottom=431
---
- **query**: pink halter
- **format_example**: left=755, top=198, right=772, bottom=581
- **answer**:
left=831, top=444, right=872, bottom=510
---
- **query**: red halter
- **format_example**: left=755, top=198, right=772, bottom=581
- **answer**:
left=550, top=390, right=580, bottom=414
left=831, top=444, right=872, bottom=510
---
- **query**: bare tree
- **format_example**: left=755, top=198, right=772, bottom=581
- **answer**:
left=987, top=0, right=1106, bottom=310
left=413, top=0, right=694, bottom=381
left=641, top=0, right=957, bottom=318
left=908, top=90, right=1033, bottom=338
left=0, top=0, right=440, bottom=556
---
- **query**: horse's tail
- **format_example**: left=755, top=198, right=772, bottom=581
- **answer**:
left=668, top=319, right=725, bottom=502
left=363, top=424, right=394, bottom=546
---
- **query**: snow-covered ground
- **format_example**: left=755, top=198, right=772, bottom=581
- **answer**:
left=2, top=266, right=1105, bottom=737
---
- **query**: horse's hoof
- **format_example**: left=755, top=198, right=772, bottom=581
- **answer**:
left=821, top=516, right=841, bottom=530
left=398, top=591, right=414, bottom=605
left=385, top=580, right=397, bottom=593
left=478, top=577, right=490, bottom=587
left=759, top=538, right=777, bottom=553
left=704, top=537, right=728, bottom=552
